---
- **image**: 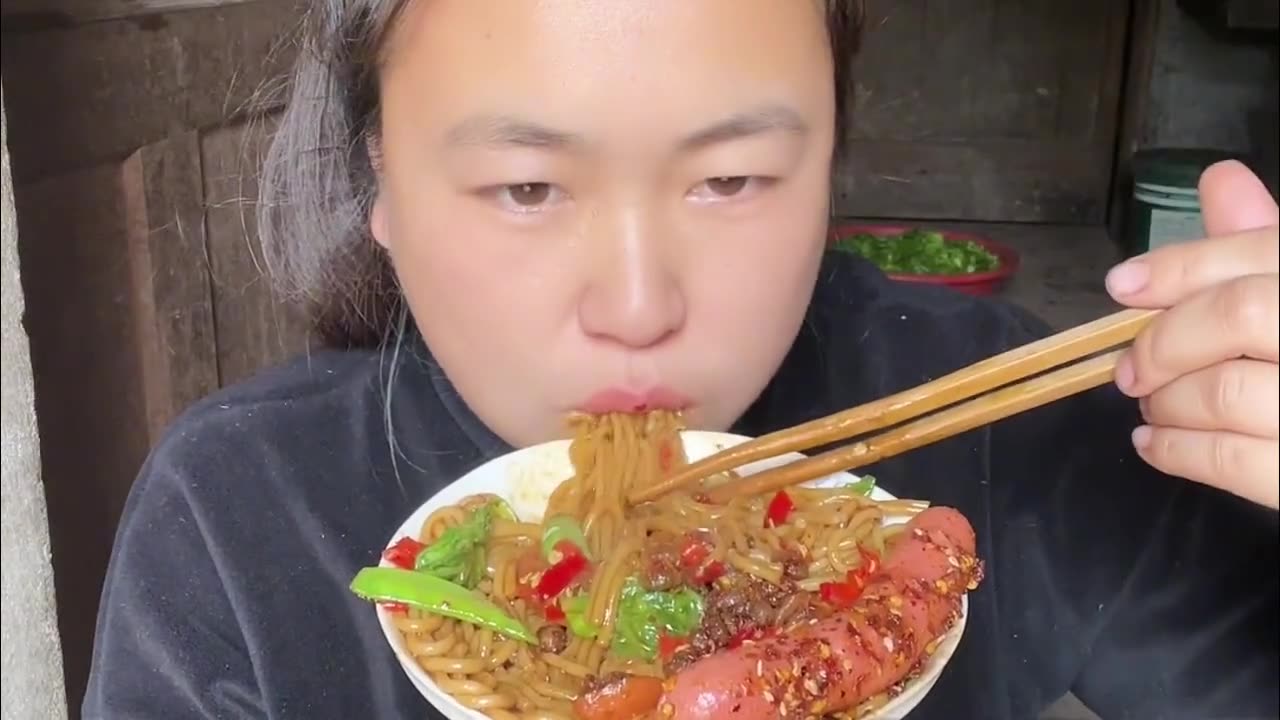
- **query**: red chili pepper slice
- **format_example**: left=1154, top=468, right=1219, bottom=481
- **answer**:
left=658, top=633, right=688, bottom=661
left=678, top=535, right=711, bottom=569
left=692, top=560, right=726, bottom=585
left=764, top=490, right=795, bottom=528
left=819, top=565, right=871, bottom=609
left=380, top=602, right=409, bottom=615
left=819, top=579, right=863, bottom=609
left=858, top=548, right=881, bottom=578
left=535, top=552, right=589, bottom=600
left=382, top=537, right=427, bottom=570
left=543, top=602, right=566, bottom=623
left=726, top=628, right=752, bottom=649
left=658, top=440, right=675, bottom=474
left=726, top=626, right=777, bottom=650
left=549, top=539, right=585, bottom=564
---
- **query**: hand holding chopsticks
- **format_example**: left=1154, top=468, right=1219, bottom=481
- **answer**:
left=630, top=308, right=1160, bottom=505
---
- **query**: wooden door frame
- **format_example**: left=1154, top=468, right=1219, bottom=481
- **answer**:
left=1107, top=0, right=1164, bottom=247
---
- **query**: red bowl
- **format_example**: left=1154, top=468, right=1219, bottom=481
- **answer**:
left=828, top=224, right=1021, bottom=297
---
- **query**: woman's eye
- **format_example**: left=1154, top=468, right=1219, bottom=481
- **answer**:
left=688, top=176, right=771, bottom=203
left=705, top=176, right=749, bottom=196
left=506, top=183, right=552, bottom=206
left=489, top=182, right=565, bottom=214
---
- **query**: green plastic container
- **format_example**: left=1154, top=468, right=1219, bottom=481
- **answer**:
left=1126, top=148, right=1239, bottom=256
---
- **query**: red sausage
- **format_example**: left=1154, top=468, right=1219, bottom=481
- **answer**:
left=656, top=507, right=982, bottom=720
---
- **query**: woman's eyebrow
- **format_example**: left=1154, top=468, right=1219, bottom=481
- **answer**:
left=444, top=115, right=583, bottom=149
left=443, top=103, right=808, bottom=151
left=679, top=104, right=809, bottom=150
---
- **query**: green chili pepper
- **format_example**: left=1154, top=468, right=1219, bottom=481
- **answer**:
left=541, top=515, right=592, bottom=561
left=490, top=497, right=518, bottom=522
left=560, top=594, right=600, bottom=639
left=350, top=566, right=535, bottom=644
left=847, top=475, right=876, bottom=496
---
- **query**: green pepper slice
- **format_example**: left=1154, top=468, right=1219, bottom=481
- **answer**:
left=350, top=566, right=535, bottom=644
left=541, top=515, right=592, bottom=561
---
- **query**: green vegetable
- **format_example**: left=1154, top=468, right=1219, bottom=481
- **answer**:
left=541, top=515, right=592, bottom=561
left=847, top=475, right=876, bottom=496
left=609, top=578, right=704, bottom=661
left=832, top=229, right=999, bottom=276
left=489, top=497, right=518, bottom=522
left=459, top=544, right=487, bottom=590
left=414, top=502, right=495, bottom=588
left=560, top=594, right=600, bottom=639
left=350, top=566, right=535, bottom=644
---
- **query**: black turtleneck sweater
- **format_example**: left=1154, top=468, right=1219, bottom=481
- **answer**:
left=83, top=252, right=1278, bottom=720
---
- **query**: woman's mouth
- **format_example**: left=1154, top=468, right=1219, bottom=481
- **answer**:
left=579, top=387, right=691, bottom=414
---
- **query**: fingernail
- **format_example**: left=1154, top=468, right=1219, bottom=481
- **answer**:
left=1106, top=261, right=1149, bottom=296
left=1132, top=425, right=1152, bottom=450
left=1114, top=354, right=1137, bottom=394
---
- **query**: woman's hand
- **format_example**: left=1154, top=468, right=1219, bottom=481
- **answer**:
left=1106, top=160, right=1278, bottom=508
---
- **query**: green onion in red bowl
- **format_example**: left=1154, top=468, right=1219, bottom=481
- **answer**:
left=828, top=225, right=1020, bottom=296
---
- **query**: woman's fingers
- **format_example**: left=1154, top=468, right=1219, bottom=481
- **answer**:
left=1198, top=160, right=1280, bottom=237
left=1105, top=225, right=1279, bottom=308
left=1132, top=426, right=1279, bottom=509
left=1105, top=161, right=1278, bottom=308
left=1106, top=161, right=1280, bottom=509
left=1139, top=359, right=1279, bottom=438
left=1116, top=273, right=1279, bottom=397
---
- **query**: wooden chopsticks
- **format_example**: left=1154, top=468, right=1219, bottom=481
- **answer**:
left=629, top=308, right=1159, bottom=505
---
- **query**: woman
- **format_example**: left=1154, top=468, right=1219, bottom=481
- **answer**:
left=83, top=2, right=1277, bottom=718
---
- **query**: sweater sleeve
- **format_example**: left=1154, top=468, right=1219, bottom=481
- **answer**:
left=82, top=438, right=263, bottom=720
left=986, top=310, right=1278, bottom=719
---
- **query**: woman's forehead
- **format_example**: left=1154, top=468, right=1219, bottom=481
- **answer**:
left=379, top=0, right=833, bottom=138
left=383, top=0, right=828, bottom=58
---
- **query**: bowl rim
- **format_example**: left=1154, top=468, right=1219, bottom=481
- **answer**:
left=370, top=429, right=971, bottom=720
left=828, top=223, right=1022, bottom=285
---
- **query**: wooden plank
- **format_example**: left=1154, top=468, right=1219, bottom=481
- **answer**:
left=199, top=116, right=312, bottom=386
left=1, top=0, right=256, bottom=25
left=13, top=161, right=157, bottom=718
left=0, top=0, right=300, bottom=183
left=122, top=132, right=221, bottom=434
left=1108, top=0, right=1163, bottom=248
left=14, top=134, right=221, bottom=710
left=833, top=139, right=1114, bottom=223
left=836, top=0, right=1130, bottom=223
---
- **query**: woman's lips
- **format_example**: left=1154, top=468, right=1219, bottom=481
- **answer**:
left=580, top=387, right=691, bottom=414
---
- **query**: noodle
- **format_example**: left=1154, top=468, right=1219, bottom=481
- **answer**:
left=384, top=410, right=928, bottom=719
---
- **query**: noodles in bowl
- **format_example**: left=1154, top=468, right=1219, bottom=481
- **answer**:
left=352, top=413, right=982, bottom=720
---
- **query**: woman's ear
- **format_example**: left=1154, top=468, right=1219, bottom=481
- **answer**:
left=367, top=133, right=391, bottom=251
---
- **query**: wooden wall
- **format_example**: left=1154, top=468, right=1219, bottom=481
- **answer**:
left=2, top=1, right=309, bottom=711
left=835, top=0, right=1131, bottom=224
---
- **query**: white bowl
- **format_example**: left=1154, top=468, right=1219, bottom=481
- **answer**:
left=374, top=431, right=968, bottom=719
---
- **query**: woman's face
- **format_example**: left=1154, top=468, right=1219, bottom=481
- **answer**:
left=372, top=0, right=835, bottom=446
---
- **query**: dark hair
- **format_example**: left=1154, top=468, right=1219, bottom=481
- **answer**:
left=258, top=1, right=866, bottom=349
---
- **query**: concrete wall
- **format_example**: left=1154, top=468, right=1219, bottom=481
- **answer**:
left=1, top=87, right=69, bottom=720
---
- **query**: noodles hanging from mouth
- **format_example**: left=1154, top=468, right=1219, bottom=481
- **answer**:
left=354, top=411, right=940, bottom=720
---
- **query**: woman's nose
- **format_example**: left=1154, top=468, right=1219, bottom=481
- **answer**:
left=576, top=206, right=686, bottom=349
